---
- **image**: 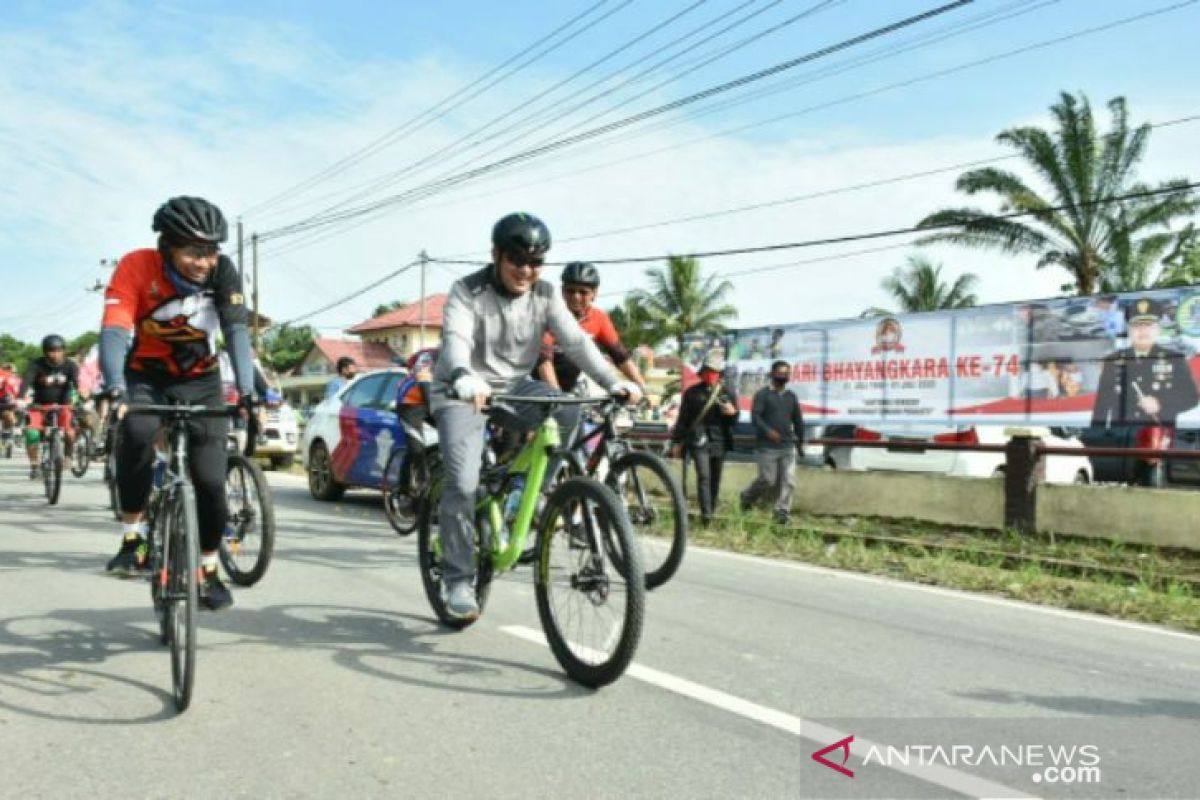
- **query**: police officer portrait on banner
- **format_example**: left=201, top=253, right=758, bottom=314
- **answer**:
left=1091, top=297, right=1200, bottom=427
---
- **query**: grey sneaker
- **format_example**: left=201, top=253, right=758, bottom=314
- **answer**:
left=445, top=580, right=480, bottom=622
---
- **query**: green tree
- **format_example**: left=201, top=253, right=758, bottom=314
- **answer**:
left=877, top=255, right=979, bottom=313
left=67, top=331, right=99, bottom=357
left=261, top=324, right=316, bottom=373
left=609, top=295, right=668, bottom=350
left=630, top=255, right=737, bottom=355
left=916, top=92, right=1196, bottom=296
left=1101, top=222, right=1200, bottom=291
left=0, top=334, right=39, bottom=373
left=372, top=299, right=409, bottom=318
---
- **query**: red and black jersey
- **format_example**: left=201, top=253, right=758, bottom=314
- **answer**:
left=102, top=249, right=248, bottom=381
left=539, top=306, right=630, bottom=392
left=21, top=357, right=79, bottom=405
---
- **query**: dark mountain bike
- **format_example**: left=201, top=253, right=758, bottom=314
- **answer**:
left=31, top=404, right=68, bottom=505
left=220, top=424, right=274, bottom=587
left=130, top=403, right=242, bottom=713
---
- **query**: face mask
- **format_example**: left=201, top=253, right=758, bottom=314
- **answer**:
left=701, top=370, right=720, bottom=386
left=772, top=375, right=788, bottom=387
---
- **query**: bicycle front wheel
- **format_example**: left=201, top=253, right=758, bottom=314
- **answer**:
left=381, top=446, right=424, bottom=536
left=71, top=430, right=92, bottom=478
left=416, top=474, right=493, bottom=630
left=220, top=454, right=276, bottom=586
left=535, top=477, right=644, bottom=688
left=605, top=450, right=687, bottom=590
left=44, top=438, right=63, bottom=505
left=166, top=484, right=199, bottom=712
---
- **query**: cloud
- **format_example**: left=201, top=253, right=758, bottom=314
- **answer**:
left=1, top=0, right=1198, bottom=343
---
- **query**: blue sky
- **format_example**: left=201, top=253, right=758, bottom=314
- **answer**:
left=1, top=0, right=1198, bottom=340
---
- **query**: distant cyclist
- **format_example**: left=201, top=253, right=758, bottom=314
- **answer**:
left=99, top=196, right=257, bottom=611
left=20, top=335, right=80, bottom=479
left=536, top=261, right=645, bottom=394
left=431, top=212, right=642, bottom=621
left=0, top=362, right=21, bottom=447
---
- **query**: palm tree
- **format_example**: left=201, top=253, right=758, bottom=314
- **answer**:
left=631, top=255, right=737, bottom=355
left=608, top=295, right=667, bottom=350
left=916, top=92, right=1196, bottom=296
left=878, top=255, right=978, bottom=313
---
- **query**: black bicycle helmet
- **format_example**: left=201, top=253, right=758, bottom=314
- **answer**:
left=152, top=196, right=228, bottom=244
left=561, top=261, right=599, bottom=288
left=491, top=212, right=551, bottom=259
left=42, top=334, right=66, bottom=353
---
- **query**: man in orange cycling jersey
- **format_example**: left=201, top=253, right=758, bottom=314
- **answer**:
left=536, top=261, right=645, bottom=393
left=99, top=196, right=257, bottom=611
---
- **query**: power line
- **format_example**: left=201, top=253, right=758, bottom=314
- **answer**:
left=278, top=260, right=421, bottom=326
left=317, top=0, right=840, bottom=222
left=257, top=0, right=976, bottom=244
left=239, top=0, right=616, bottom=219
left=429, top=182, right=1199, bottom=268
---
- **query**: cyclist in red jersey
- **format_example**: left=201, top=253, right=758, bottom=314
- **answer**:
left=98, top=196, right=257, bottom=611
left=536, top=262, right=646, bottom=393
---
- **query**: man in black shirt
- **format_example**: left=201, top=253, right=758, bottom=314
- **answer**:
left=671, top=349, right=739, bottom=526
left=739, top=360, right=805, bottom=524
left=20, top=335, right=80, bottom=479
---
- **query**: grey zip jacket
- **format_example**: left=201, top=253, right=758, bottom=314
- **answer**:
left=432, top=265, right=619, bottom=402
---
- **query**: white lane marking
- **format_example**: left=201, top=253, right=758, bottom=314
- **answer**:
left=687, top=544, right=1200, bottom=643
left=501, top=625, right=1034, bottom=799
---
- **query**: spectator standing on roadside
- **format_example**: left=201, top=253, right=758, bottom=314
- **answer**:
left=739, top=360, right=804, bottom=524
left=325, top=356, right=357, bottom=399
left=671, top=349, right=738, bottom=526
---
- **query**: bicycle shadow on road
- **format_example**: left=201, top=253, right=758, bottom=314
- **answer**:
left=202, top=603, right=590, bottom=701
left=0, top=607, right=176, bottom=724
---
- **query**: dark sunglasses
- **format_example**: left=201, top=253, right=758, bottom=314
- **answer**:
left=504, top=248, right=545, bottom=269
left=177, top=244, right=220, bottom=259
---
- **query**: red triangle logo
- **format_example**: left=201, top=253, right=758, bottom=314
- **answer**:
left=812, top=734, right=855, bottom=778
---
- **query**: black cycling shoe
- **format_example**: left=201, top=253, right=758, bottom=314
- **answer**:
left=29, top=465, right=41, bottom=480
left=200, top=567, right=234, bottom=611
left=106, top=535, right=148, bottom=575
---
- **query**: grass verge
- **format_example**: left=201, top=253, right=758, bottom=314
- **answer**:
left=689, top=506, right=1200, bottom=633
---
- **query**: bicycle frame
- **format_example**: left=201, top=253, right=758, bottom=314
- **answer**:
left=484, top=412, right=561, bottom=573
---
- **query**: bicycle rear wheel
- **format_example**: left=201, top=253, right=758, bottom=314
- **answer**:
left=166, top=484, right=199, bottom=712
left=416, top=474, right=493, bottom=629
left=219, top=454, right=275, bottom=586
left=535, top=477, right=644, bottom=688
left=381, top=446, right=425, bottom=536
left=44, top=436, right=63, bottom=505
left=605, top=450, right=687, bottom=590
left=71, top=430, right=92, bottom=478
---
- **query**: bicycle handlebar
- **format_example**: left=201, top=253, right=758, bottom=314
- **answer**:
left=125, top=403, right=241, bottom=418
left=488, top=394, right=616, bottom=406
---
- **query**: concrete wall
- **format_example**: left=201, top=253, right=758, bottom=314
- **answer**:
left=706, top=461, right=1200, bottom=550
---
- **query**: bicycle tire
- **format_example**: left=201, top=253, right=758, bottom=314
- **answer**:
left=381, top=445, right=425, bottom=536
left=71, top=430, right=92, bottom=478
left=167, top=484, right=199, bottom=712
left=416, top=474, right=493, bottom=630
left=534, top=477, right=645, bottom=688
left=605, top=450, right=687, bottom=590
left=44, top=436, right=63, bottom=505
left=219, top=454, right=276, bottom=587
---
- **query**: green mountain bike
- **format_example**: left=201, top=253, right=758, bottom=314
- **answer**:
left=417, top=394, right=645, bottom=688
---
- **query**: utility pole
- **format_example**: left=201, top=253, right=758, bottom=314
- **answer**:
left=252, top=233, right=260, bottom=350
left=418, top=249, right=428, bottom=350
left=237, top=218, right=244, bottom=286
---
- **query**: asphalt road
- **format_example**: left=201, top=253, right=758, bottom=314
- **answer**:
left=1, top=456, right=1198, bottom=799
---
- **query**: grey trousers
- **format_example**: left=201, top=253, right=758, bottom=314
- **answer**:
left=431, top=377, right=579, bottom=585
left=740, top=447, right=797, bottom=514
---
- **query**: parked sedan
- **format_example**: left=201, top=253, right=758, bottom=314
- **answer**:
left=301, top=368, right=435, bottom=501
left=823, top=424, right=1092, bottom=485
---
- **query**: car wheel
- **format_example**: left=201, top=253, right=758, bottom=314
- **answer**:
left=307, top=441, right=345, bottom=501
left=1073, top=470, right=1090, bottom=485
left=272, top=454, right=295, bottom=470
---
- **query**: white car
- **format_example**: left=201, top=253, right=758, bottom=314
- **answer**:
left=301, top=368, right=436, bottom=501
left=824, top=424, right=1093, bottom=485
left=226, top=401, right=300, bottom=469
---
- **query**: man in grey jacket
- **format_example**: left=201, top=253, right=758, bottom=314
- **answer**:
left=739, top=360, right=804, bottom=524
left=431, top=212, right=642, bottom=622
